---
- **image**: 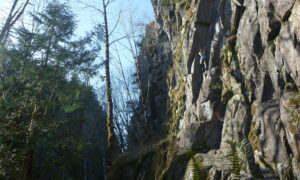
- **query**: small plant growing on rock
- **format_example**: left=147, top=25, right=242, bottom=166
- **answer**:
left=187, top=151, right=209, bottom=180
left=226, top=139, right=251, bottom=180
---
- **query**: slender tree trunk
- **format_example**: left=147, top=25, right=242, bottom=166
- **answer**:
left=102, top=0, right=118, bottom=178
left=21, top=86, right=56, bottom=180
left=22, top=103, right=38, bottom=180
left=22, top=148, right=35, bottom=180
left=0, top=0, right=17, bottom=44
left=0, top=0, right=30, bottom=46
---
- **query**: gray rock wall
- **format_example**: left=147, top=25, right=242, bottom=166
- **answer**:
left=124, top=0, right=300, bottom=179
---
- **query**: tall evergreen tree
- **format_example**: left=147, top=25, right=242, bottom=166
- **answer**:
left=0, top=1, right=105, bottom=179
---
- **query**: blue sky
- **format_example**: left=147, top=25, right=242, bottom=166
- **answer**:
left=0, top=0, right=154, bottom=98
left=1, top=0, right=154, bottom=46
left=0, top=0, right=154, bottom=136
left=69, top=0, right=154, bottom=38
left=63, top=0, right=155, bottom=101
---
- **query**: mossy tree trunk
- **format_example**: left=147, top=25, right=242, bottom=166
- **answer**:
left=102, top=0, right=118, bottom=179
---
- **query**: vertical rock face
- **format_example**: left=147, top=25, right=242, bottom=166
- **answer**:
left=127, top=22, right=172, bottom=147
left=120, top=0, right=300, bottom=179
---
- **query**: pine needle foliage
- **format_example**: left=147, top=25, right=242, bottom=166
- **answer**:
left=187, top=151, right=209, bottom=180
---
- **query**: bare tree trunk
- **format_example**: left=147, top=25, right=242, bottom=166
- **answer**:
left=0, top=0, right=30, bottom=46
left=76, top=0, right=125, bottom=177
left=102, top=0, right=118, bottom=178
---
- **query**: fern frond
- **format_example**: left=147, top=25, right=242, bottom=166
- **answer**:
left=225, top=140, right=243, bottom=179
left=240, top=139, right=253, bottom=157
left=187, top=151, right=209, bottom=180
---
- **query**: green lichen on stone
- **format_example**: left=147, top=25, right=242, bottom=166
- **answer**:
left=284, top=93, right=300, bottom=134
left=288, top=111, right=300, bottom=134
left=161, top=0, right=191, bottom=8
left=289, top=98, right=300, bottom=107
left=172, top=21, right=178, bottom=32
left=270, top=37, right=277, bottom=47
left=168, top=79, right=186, bottom=132
left=248, top=120, right=260, bottom=154
left=161, top=0, right=171, bottom=6
left=165, top=66, right=186, bottom=133
left=210, top=83, right=222, bottom=90
left=221, top=35, right=251, bottom=104
left=173, top=1, right=194, bottom=63
left=221, top=38, right=237, bottom=71
left=251, top=102, right=257, bottom=116
left=174, top=36, right=185, bottom=62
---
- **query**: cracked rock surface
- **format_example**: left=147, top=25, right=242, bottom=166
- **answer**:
left=112, top=0, right=300, bottom=179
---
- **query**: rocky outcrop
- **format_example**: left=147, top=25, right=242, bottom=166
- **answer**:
left=114, top=0, right=300, bottom=179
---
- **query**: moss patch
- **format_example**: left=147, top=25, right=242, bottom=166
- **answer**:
left=167, top=78, right=186, bottom=132
left=289, top=98, right=300, bottom=107
left=248, top=120, right=260, bottom=153
left=284, top=93, right=300, bottom=134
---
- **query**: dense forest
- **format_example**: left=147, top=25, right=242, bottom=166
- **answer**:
left=0, top=0, right=147, bottom=179
left=0, top=1, right=110, bottom=179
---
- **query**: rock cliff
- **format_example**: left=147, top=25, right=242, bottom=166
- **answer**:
left=112, top=0, right=300, bottom=179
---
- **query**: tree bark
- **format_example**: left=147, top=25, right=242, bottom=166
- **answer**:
left=21, top=102, right=38, bottom=180
left=102, top=0, right=118, bottom=178
left=0, top=0, right=30, bottom=46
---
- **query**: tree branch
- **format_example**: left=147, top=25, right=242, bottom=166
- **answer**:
left=109, top=35, right=128, bottom=46
left=76, top=0, right=104, bottom=14
left=108, top=7, right=123, bottom=37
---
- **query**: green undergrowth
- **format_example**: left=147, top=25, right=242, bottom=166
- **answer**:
left=226, top=139, right=253, bottom=179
